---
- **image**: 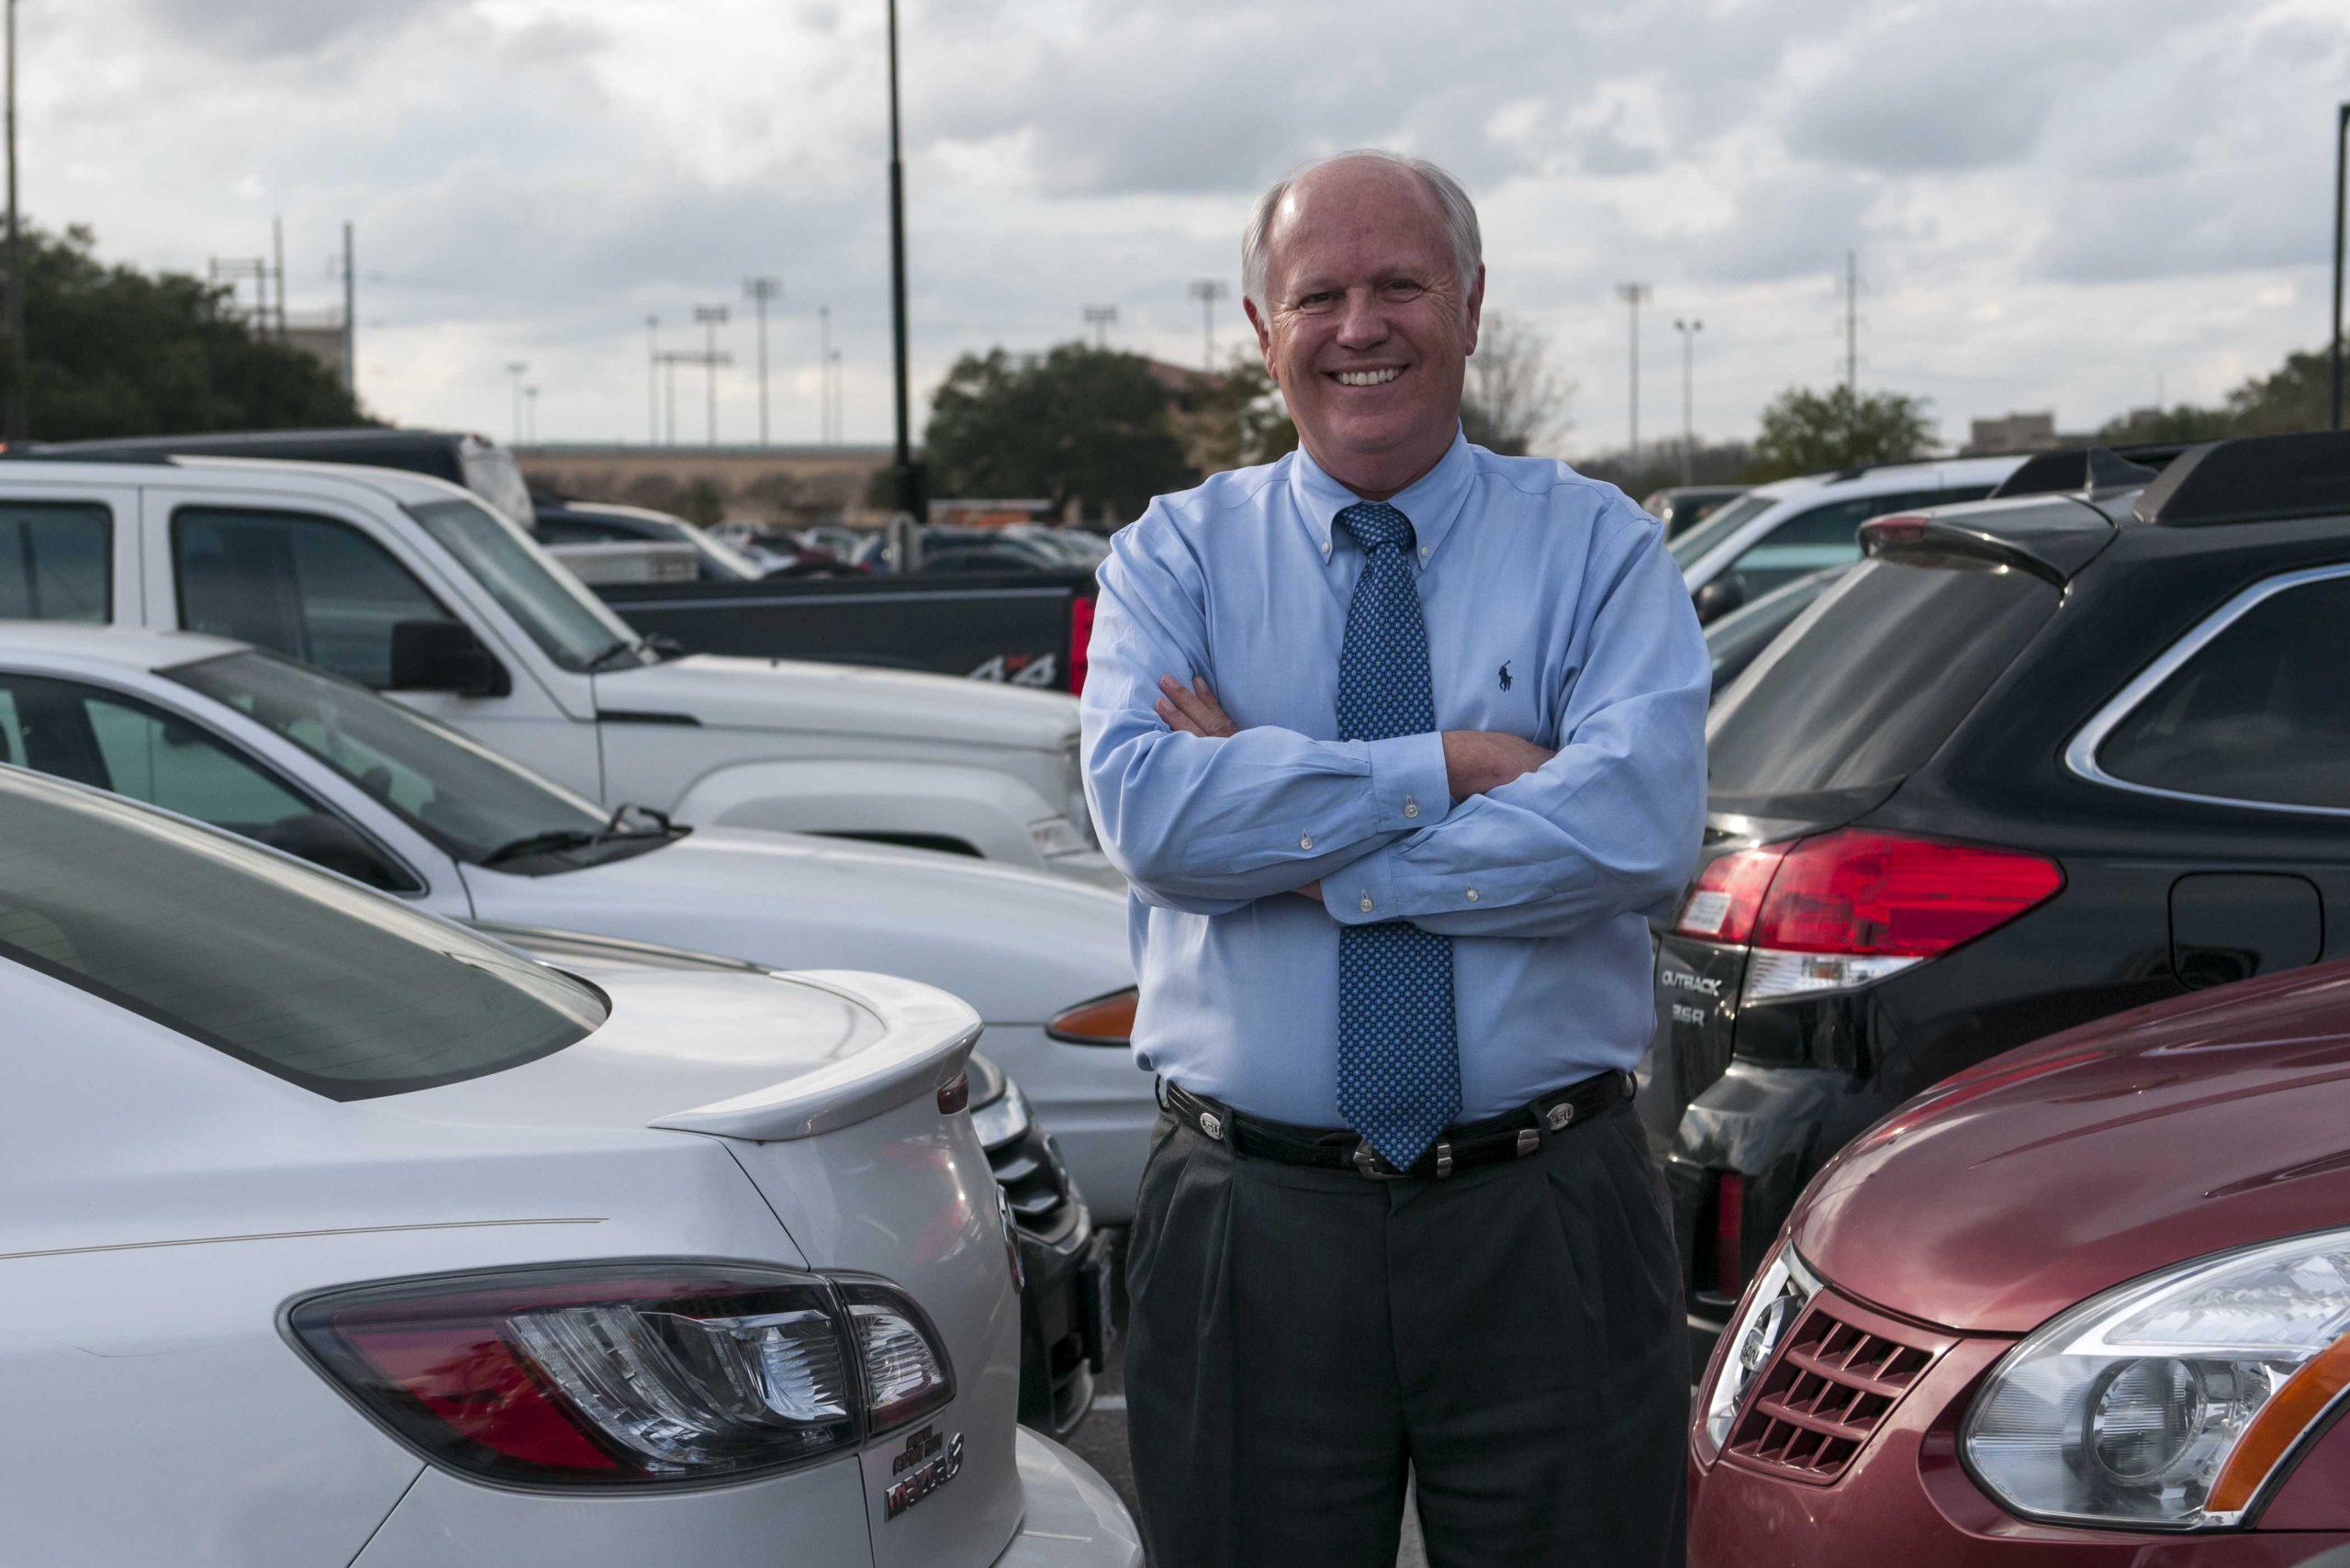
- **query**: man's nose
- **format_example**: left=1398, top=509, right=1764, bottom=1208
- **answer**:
left=1334, top=287, right=1390, bottom=349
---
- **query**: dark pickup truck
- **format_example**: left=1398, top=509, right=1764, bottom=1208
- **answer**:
left=11, top=427, right=1100, bottom=694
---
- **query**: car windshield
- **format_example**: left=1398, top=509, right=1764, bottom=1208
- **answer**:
left=456, top=441, right=537, bottom=529
left=405, top=498, right=649, bottom=672
left=1668, top=491, right=1778, bottom=571
left=169, top=649, right=615, bottom=864
left=0, top=767, right=605, bottom=1099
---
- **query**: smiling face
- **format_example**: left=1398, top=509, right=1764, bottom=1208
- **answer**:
left=1245, top=157, right=1484, bottom=499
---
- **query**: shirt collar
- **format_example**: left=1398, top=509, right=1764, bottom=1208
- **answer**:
left=1289, top=426, right=1476, bottom=570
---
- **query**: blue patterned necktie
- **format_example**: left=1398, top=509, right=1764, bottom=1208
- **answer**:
left=1332, top=501, right=1460, bottom=1170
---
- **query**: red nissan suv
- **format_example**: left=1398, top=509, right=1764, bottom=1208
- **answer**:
left=1688, top=955, right=2350, bottom=1563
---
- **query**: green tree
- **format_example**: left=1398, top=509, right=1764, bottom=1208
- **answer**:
left=1179, top=353, right=1297, bottom=474
left=1, top=221, right=364, bottom=440
left=923, top=342, right=1197, bottom=521
left=2095, top=345, right=2334, bottom=446
left=1750, top=384, right=1934, bottom=480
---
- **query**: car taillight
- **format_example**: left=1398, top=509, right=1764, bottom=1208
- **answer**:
left=1068, top=593, right=1096, bottom=694
left=1742, top=828, right=2063, bottom=1003
left=286, top=1261, right=953, bottom=1488
left=1673, top=846, right=1787, bottom=944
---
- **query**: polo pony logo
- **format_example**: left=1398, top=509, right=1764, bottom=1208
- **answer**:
left=1498, top=659, right=1513, bottom=692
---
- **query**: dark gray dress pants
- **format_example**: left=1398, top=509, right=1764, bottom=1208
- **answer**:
left=1125, top=1097, right=1688, bottom=1567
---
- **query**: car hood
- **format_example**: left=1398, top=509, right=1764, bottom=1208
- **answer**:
left=1793, top=958, right=2350, bottom=1334
left=461, top=826, right=1132, bottom=1024
left=595, top=654, right=1080, bottom=753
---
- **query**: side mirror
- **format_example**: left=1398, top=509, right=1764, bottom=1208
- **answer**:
left=388, top=619, right=509, bottom=697
left=1693, top=577, right=1747, bottom=624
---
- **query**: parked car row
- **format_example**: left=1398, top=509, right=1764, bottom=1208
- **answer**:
left=1664, top=428, right=2350, bottom=1561
left=0, top=442, right=1149, bottom=1561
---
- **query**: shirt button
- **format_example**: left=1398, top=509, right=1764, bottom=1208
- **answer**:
left=1300, top=834, right=1314, bottom=850
left=1359, top=893, right=1374, bottom=913
left=1418, top=546, right=1429, bottom=559
left=1465, top=888, right=1480, bottom=902
left=1404, top=798, right=1419, bottom=819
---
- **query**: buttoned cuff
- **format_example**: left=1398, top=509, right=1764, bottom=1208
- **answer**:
left=1365, top=732, right=1449, bottom=834
left=1323, top=841, right=1407, bottom=925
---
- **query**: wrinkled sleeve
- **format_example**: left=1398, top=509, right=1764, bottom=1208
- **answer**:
left=1080, top=503, right=1452, bottom=914
left=1318, top=507, right=1707, bottom=938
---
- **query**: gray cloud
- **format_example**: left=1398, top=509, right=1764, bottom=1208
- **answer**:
left=130, top=0, right=465, bottom=60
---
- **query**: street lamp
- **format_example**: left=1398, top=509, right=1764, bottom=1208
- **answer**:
left=744, top=275, right=781, bottom=445
left=5, top=0, right=25, bottom=442
left=1616, top=283, right=1651, bottom=477
left=884, top=0, right=922, bottom=520
left=693, top=303, right=730, bottom=445
left=2332, top=100, right=2347, bottom=431
left=1083, top=304, right=1117, bottom=350
left=1188, top=279, right=1228, bottom=371
left=524, top=385, right=540, bottom=445
left=643, top=314, right=660, bottom=445
left=1673, top=318, right=1703, bottom=485
left=505, top=361, right=528, bottom=447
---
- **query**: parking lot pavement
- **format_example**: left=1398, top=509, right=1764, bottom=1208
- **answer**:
left=1056, top=1339, right=1431, bottom=1568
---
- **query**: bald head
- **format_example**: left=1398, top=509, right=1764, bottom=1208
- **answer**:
left=1242, top=151, right=1483, bottom=312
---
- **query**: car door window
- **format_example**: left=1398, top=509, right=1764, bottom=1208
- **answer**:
left=2097, top=574, right=2350, bottom=811
left=1718, top=490, right=1941, bottom=601
left=173, top=506, right=460, bottom=689
left=0, top=672, right=417, bottom=890
left=0, top=501, right=112, bottom=622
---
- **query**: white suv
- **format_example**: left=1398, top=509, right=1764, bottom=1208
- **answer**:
left=1672, top=454, right=2026, bottom=622
left=0, top=765, right=1140, bottom=1567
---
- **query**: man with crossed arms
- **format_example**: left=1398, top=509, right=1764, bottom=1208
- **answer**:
left=1080, top=149, right=1707, bottom=1565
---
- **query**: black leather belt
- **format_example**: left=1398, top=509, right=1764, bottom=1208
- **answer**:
left=1158, top=1069, right=1633, bottom=1182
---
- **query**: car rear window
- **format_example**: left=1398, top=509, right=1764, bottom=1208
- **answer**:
left=0, top=501, right=110, bottom=622
left=1707, top=556, right=2058, bottom=801
left=0, top=770, right=606, bottom=1099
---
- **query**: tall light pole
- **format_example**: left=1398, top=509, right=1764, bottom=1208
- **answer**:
left=1616, top=282, right=1651, bottom=476
left=885, top=0, right=921, bottom=519
left=505, top=362, right=528, bottom=446
left=643, top=314, right=660, bottom=444
left=828, top=348, right=844, bottom=443
left=744, top=275, right=780, bottom=445
left=2332, top=100, right=2347, bottom=431
left=524, top=385, right=540, bottom=445
left=1673, top=318, right=1703, bottom=485
left=4, top=0, right=24, bottom=442
left=339, top=221, right=357, bottom=398
left=1082, top=304, right=1117, bottom=349
left=1188, top=279, right=1227, bottom=371
left=693, top=303, right=730, bottom=444
left=817, top=305, right=833, bottom=443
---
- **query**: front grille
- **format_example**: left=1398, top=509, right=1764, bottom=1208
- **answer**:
left=1723, top=1296, right=1934, bottom=1483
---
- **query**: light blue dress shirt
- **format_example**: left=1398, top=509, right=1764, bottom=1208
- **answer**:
left=1080, top=430, right=1708, bottom=1125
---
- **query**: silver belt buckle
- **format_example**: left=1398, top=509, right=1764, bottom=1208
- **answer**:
left=1349, top=1142, right=1410, bottom=1180
left=1196, top=1110, right=1224, bottom=1142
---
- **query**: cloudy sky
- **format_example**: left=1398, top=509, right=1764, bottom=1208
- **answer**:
left=28, top=0, right=2349, bottom=457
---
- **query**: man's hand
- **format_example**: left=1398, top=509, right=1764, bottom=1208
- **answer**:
left=1442, top=731, right=1555, bottom=802
left=1157, top=675, right=1237, bottom=738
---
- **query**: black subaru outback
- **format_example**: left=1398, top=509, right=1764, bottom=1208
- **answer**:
left=1643, top=429, right=2350, bottom=1339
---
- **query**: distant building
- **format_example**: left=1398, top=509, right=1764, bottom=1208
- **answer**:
left=1963, top=410, right=2095, bottom=455
left=516, top=442, right=895, bottom=527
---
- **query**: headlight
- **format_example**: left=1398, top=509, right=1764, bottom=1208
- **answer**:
left=1048, top=986, right=1137, bottom=1046
left=969, top=1081, right=1033, bottom=1148
left=1964, top=1228, right=2350, bottom=1529
left=1699, top=1241, right=1818, bottom=1455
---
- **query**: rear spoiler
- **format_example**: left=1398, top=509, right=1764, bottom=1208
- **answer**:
left=1861, top=493, right=2117, bottom=584
left=648, top=970, right=981, bottom=1142
left=2133, top=430, right=2350, bottom=527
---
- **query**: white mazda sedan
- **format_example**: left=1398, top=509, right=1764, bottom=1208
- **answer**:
left=0, top=765, right=1141, bottom=1567
left=0, top=623, right=1151, bottom=1226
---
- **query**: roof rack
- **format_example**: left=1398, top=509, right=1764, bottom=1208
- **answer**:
left=2132, top=430, right=2350, bottom=528
left=1988, top=442, right=2185, bottom=498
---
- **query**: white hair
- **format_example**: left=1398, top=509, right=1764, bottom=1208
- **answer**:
left=1240, top=150, right=1483, bottom=311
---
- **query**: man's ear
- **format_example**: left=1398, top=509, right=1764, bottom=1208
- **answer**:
left=1243, top=296, right=1277, bottom=384
left=1462, top=263, right=1486, bottom=358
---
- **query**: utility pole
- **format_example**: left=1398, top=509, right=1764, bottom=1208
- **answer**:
left=271, top=215, right=286, bottom=336
left=523, top=385, right=540, bottom=445
left=658, top=351, right=684, bottom=443
left=1082, top=304, right=1117, bottom=349
left=207, top=257, right=268, bottom=325
left=643, top=314, right=659, bottom=444
left=693, top=303, right=730, bottom=444
left=817, top=305, right=833, bottom=442
left=1188, top=279, right=1227, bottom=371
left=829, top=348, right=844, bottom=442
left=341, top=221, right=357, bottom=398
left=744, top=275, right=781, bottom=445
left=1673, top=318, right=1703, bottom=485
left=2332, top=101, right=2347, bottom=431
left=885, top=0, right=921, bottom=520
left=1616, top=282, right=1651, bottom=476
left=661, top=348, right=726, bottom=444
left=505, top=362, right=528, bottom=446
left=1842, top=250, right=1858, bottom=401
left=4, top=0, right=23, bottom=442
